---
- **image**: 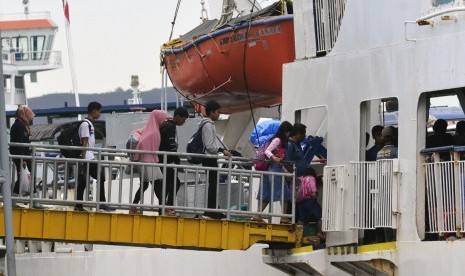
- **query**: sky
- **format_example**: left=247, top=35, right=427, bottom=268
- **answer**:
left=0, top=0, right=206, bottom=97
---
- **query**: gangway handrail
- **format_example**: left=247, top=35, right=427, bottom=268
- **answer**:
left=9, top=142, right=254, bottom=163
left=2, top=142, right=300, bottom=251
left=6, top=142, right=296, bottom=223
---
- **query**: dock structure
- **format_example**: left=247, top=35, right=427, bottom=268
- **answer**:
left=0, top=208, right=298, bottom=251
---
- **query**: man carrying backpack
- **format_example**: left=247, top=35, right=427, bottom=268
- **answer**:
left=200, top=100, right=232, bottom=219
left=75, top=102, right=114, bottom=212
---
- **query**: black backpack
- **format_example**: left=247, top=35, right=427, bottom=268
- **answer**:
left=186, top=121, right=212, bottom=164
left=57, top=120, right=91, bottom=158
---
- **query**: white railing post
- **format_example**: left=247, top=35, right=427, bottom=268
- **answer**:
left=453, top=152, right=462, bottom=233
left=425, top=162, right=437, bottom=233
left=391, top=159, right=400, bottom=229
left=351, top=162, right=377, bottom=229
left=433, top=153, right=445, bottom=233
left=322, top=165, right=345, bottom=231
left=351, top=160, right=397, bottom=230
left=375, top=159, right=395, bottom=228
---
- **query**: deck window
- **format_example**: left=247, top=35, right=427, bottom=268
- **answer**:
left=31, top=35, right=46, bottom=60
left=11, top=36, right=29, bottom=61
left=432, top=0, right=454, bottom=6
left=1, top=38, right=10, bottom=51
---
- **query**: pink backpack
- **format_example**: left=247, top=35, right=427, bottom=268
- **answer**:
left=296, top=175, right=317, bottom=202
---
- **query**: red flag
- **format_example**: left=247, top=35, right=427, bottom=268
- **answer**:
left=63, top=0, right=70, bottom=24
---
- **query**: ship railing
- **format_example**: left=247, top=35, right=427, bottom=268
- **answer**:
left=421, top=146, right=465, bottom=234
left=3, top=88, right=26, bottom=106
left=351, top=160, right=399, bottom=230
left=0, top=12, right=52, bottom=21
left=5, top=143, right=295, bottom=223
left=1, top=50, right=62, bottom=67
left=313, top=0, right=347, bottom=54
left=322, top=165, right=346, bottom=231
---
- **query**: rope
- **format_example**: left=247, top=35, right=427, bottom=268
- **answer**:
left=169, top=0, right=182, bottom=41
left=243, top=0, right=262, bottom=147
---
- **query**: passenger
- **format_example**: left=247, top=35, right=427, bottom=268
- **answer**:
left=9, top=106, right=44, bottom=208
left=130, top=109, right=169, bottom=215
left=453, top=120, right=465, bottom=146
left=200, top=100, right=232, bottom=219
left=76, top=102, right=115, bottom=212
left=366, top=125, right=384, bottom=161
left=377, top=126, right=398, bottom=160
left=283, top=123, right=306, bottom=223
left=426, top=119, right=453, bottom=161
left=153, top=107, right=189, bottom=216
left=251, top=121, right=293, bottom=224
left=285, top=123, right=307, bottom=177
left=426, top=119, right=453, bottom=148
left=296, top=167, right=324, bottom=240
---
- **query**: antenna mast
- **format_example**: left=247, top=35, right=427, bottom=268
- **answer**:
left=128, top=75, right=142, bottom=105
left=22, top=0, right=29, bottom=16
left=200, top=0, right=209, bottom=21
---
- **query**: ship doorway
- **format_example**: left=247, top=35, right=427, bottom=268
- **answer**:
left=360, top=98, right=398, bottom=162
left=359, top=98, right=399, bottom=245
left=418, top=89, right=465, bottom=241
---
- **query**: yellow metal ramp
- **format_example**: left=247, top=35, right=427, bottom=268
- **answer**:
left=0, top=208, right=298, bottom=251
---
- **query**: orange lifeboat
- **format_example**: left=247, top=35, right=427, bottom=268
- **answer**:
left=161, top=3, right=295, bottom=114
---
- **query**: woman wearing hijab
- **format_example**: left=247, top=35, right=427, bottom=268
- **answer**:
left=130, top=110, right=169, bottom=214
left=9, top=106, right=44, bottom=208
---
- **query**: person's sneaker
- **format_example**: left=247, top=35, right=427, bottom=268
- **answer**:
left=203, top=211, right=227, bottom=220
left=129, top=206, right=142, bottom=215
left=74, top=205, right=88, bottom=212
left=32, top=202, right=46, bottom=209
left=99, top=205, right=116, bottom=212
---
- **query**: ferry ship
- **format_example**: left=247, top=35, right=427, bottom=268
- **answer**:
left=3, top=0, right=465, bottom=275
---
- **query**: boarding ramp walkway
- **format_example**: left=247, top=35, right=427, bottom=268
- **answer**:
left=1, top=143, right=299, bottom=251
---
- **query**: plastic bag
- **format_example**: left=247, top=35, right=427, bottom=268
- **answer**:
left=126, top=132, right=141, bottom=161
left=143, top=166, right=163, bottom=182
left=19, top=166, right=32, bottom=195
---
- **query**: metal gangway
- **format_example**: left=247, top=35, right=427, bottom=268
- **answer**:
left=0, top=143, right=299, bottom=251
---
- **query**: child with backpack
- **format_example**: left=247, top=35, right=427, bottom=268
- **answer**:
left=296, top=167, right=325, bottom=240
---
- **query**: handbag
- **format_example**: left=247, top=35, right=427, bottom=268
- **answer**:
left=143, top=166, right=163, bottom=182
left=19, top=166, right=32, bottom=195
left=254, top=139, right=284, bottom=171
left=254, top=142, right=270, bottom=171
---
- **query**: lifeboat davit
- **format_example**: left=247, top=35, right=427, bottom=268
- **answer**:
left=161, top=2, right=295, bottom=113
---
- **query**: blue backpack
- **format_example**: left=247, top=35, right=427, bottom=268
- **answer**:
left=186, top=121, right=212, bottom=164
